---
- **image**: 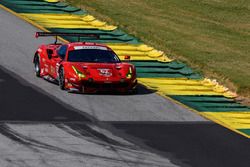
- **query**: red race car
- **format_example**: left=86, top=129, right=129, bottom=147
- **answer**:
left=33, top=32, right=137, bottom=93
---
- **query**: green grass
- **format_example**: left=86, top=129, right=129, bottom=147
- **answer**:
left=64, top=0, right=250, bottom=96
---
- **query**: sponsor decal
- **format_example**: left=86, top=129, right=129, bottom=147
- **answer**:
left=56, top=63, right=60, bottom=73
left=69, top=78, right=76, bottom=82
left=98, top=68, right=112, bottom=77
left=51, top=67, right=55, bottom=73
left=74, top=46, right=107, bottom=50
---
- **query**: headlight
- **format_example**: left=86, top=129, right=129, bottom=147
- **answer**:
left=72, top=66, right=86, bottom=79
left=126, top=67, right=133, bottom=79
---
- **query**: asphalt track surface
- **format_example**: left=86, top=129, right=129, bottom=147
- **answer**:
left=0, top=65, right=174, bottom=167
left=1, top=7, right=250, bottom=167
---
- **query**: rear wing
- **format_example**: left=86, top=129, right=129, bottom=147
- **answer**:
left=35, top=32, right=99, bottom=44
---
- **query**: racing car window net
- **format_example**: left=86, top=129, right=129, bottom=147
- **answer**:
left=68, top=49, right=121, bottom=63
left=57, top=45, right=68, bottom=59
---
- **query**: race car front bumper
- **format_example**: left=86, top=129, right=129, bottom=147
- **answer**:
left=67, top=78, right=137, bottom=93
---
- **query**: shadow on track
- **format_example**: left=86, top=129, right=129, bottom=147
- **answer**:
left=110, top=121, right=250, bottom=167
left=44, top=76, right=156, bottom=96
left=0, top=65, right=92, bottom=122
left=81, top=84, right=156, bottom=96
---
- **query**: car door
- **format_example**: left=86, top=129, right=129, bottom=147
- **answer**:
left=49, top=45, right=68, bottom=79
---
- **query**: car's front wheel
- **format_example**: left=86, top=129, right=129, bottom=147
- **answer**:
left=34, top=55, right=40, bottom=77
left=59, top=67, right=65, bottom=90
left=128, top=87, right=138, bottom=95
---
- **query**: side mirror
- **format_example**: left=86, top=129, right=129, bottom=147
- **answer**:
left=47, top=49, right=53, bottom=59
left=124, top=55, right=131, bottom=61
left=47, top=49, right=58, bottom=59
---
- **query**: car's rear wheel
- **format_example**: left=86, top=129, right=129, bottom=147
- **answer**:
left=59, top=67, right=65, bottom=90
left=34, top=55, right=40, bottom=77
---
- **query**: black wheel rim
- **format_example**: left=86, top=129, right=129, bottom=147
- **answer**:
left=35, top=61, right=39, bottom=73
left=34, top=57, right=40, bottom=76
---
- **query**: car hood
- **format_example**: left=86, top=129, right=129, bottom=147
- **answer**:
left=70, top=62, right=132, bottom=80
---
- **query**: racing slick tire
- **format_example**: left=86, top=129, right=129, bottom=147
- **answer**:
left=59, top=67, right=65, bottom=90
left=129, top=87, right=138, bottom=95
left=132, top=87, right=138, bottom=94
left=34, top=54, right=41, bottom=77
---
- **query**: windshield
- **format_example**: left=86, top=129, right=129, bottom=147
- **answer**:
left=68, top=49, right=121, bottom=63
